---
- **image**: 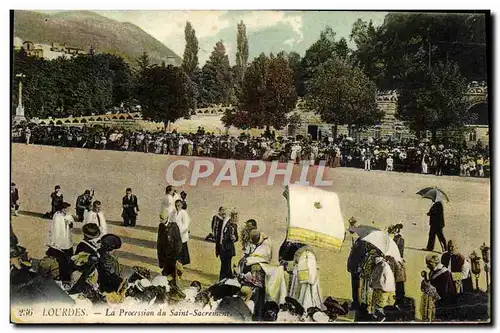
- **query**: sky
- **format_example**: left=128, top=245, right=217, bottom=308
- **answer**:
left=92, top=10, right=388, bottom=65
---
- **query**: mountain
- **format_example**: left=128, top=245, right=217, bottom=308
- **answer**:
left=13, top=10, right=182, bottom=66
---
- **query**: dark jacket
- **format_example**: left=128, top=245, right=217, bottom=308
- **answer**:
left=71, top=240, right=100, bottom=294
left=97, top=250, right=123, bottom=293
left=76, top=194, right=92, bottom=216
left=427, top=202, right=445, bottom=229
left=216, top=296, right=253, bottom=321
left=429, top=266, right=457, bottom=300
left=393, top=234, right=405, bottom=259
left=347, top=240, right=368, bottom=274
left=214, top=218, right=239, bottom=258
left=75, top=239, right=99, bottom=257
left=11, top=188, right=19, bottom=205
left=157, top=222, right=182, bottom=264
left=50, top=192, right=64, bottom=212
left=441, top=252, right=466, bottom=273
left=122, top=194, right=139, bottom=216
left=278, top=240, right=304, bottom=262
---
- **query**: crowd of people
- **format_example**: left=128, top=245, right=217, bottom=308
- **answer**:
left=13, top=124, right=490, bottom=178
left=11, top=180, right=490, bottom=322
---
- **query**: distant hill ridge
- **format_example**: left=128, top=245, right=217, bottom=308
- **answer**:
left=13, top=10, right=182, bottom=66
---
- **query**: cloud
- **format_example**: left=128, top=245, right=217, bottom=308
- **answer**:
left=235, top=11, right=304, bottom=46
left=98, top=10, right=231, bottom=58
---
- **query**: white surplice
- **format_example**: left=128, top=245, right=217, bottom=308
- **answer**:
left=160, top=193, right=180, bottom=220
left=169, top=209, right=190, bottom=243
left=84, top=210, right=108, bottom=236
left=48, top=211, right=74, bottom=250
left=288, top=246, right=323, bottom=310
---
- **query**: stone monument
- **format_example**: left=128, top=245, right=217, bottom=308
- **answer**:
left=13, top=73, right=26, bottom=124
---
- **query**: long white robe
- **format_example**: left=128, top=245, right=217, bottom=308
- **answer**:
left=48, top=212, right=74, bottom=250
left=288, top=247, right=323, bottom=310
left=83, top=211, right=108, bottom=236
left=160, top=193, right=180, bottom=220
left=169, top=209, right=190, bottom=243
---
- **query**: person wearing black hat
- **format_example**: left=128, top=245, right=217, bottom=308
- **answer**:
left=97, top=234, right=123, bottom=293
left=47, top=202, right=74, bottom=285
left=75, top=189, right=93, bottom=222
left=50, top=185, right=64, bottom=218
left=122, top=188, right=139, bottom=227
left=76, top=223, right=101, bottom=256
left=11, top=183, right=20, bottom=216
left=71, top=223, right=101, bottom=294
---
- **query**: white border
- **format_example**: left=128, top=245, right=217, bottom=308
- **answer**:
left=1, top=1, right=498, bottom=332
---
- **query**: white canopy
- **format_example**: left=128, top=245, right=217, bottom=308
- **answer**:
left=284, top=185, right=345, bottom=250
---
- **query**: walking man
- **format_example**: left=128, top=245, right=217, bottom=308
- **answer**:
left=424, top=198, right=447, bottom=252
left=122, top=188, right=139, bottom=227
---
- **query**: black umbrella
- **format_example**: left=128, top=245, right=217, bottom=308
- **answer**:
left=208, top=279, right=241, bottom=301
left=416, top=187, right=450, bottom=203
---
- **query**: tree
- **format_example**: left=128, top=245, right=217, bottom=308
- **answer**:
left=349, top=19, right=385, bottom=86
left=287, top=51, right=306, bottom=97
left=355, top=13, right=488, bottom=90
left=304, top=58, right=383, bottom=138
left=136, top=65, right=195, bottom=124
left=301, top=26, right=337, bottom=84
left=199, top=41, right=233, bottom=105
left=333, top=37, right=350, bottom=61
left=182, top=21, right=199, bottom=79
left=222, top=52, right=297, bottom=130
left=287, top=112, right=303, bottom=136
left=136, top=51, right=150, bottom=73
left=12, top=50, right=135, bottom=118
left=98, top=53, right=133, bottom=108
left=234, top=21, right=249, bottom=94
left=397, top=61, right=470, bottom=141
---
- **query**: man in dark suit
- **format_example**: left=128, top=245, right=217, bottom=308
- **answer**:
left=50, top=185, right=63, bottom=218
left=214, top=207, right=239, bottom=281
left=425, top=200, right=446, bottom=252
left=122, top=188, right=139, bottom=227
left=347, top=238, right=369, bottom=310
left=11, top=183, right=20, bottom=216
left=75, top=189, right=93, bottom=222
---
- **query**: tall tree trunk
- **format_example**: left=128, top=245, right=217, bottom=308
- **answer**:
left=333, top=124, right=338, bottom=139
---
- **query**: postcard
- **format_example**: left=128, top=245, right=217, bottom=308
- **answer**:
left=10, top=9, right=491, bottom=324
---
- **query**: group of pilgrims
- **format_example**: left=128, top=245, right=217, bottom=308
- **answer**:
left=10, top=180, right=489, bottom=322
left=14, top=124, right=489, bottom=178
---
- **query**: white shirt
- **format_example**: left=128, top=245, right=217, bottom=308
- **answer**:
left=169, top=209, right=190, bottom=243
left=370, top=258, right=396, bottom=292
left=49, top=211, right=74, bottom=250
left=84, top=210, right=108, bottom=236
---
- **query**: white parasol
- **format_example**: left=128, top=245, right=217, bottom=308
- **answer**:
left=361, top=230, right=402, bottom=262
